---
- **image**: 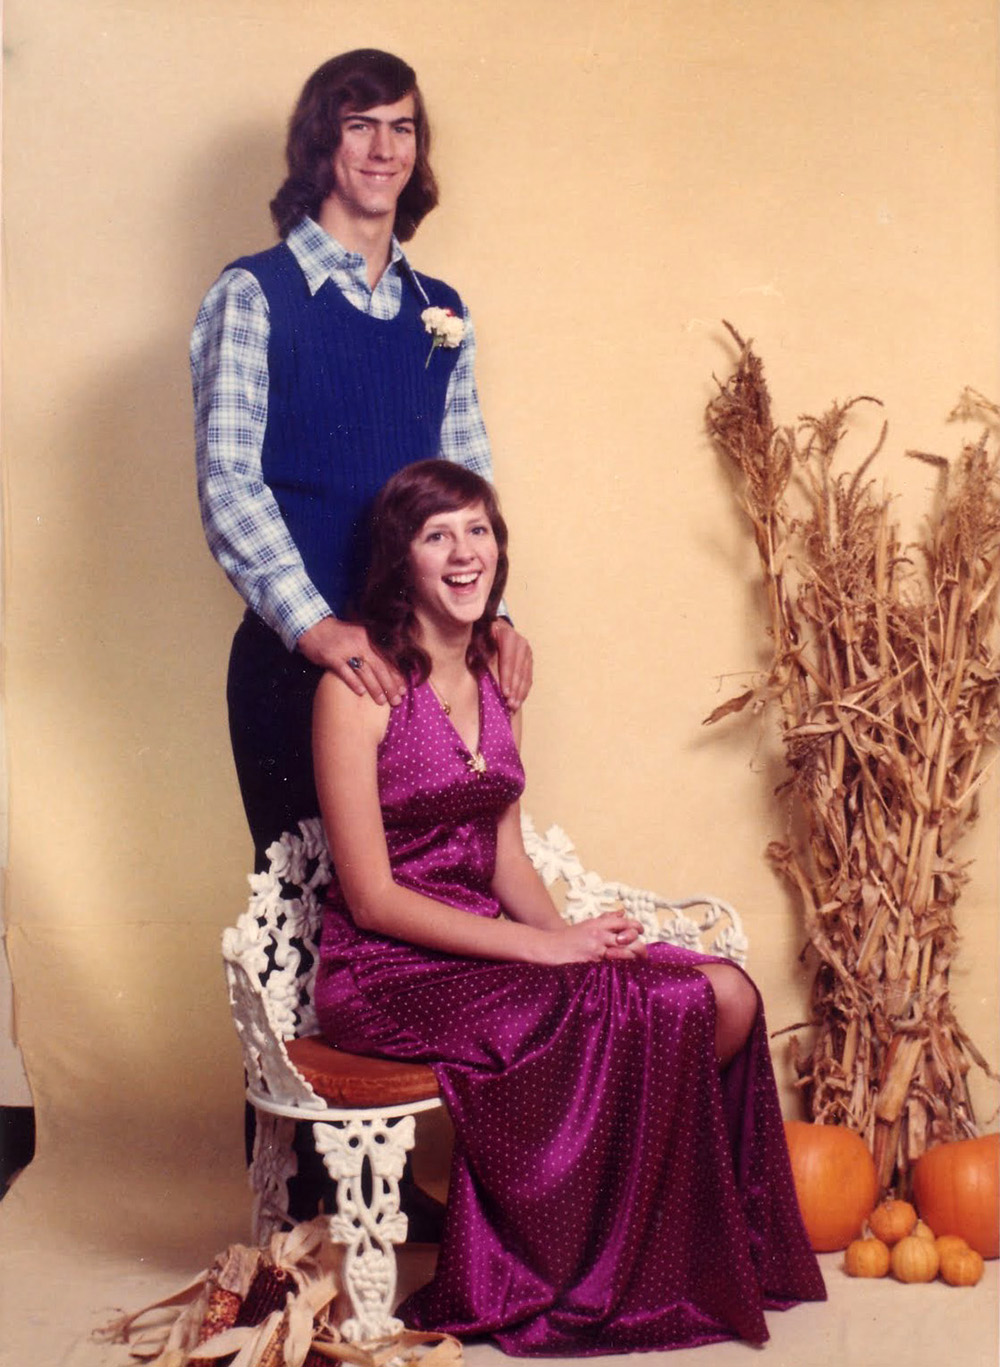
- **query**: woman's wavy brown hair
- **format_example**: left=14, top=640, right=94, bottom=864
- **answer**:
left=270, top=49, right=438, bottom=241
left=360, top=460, right=508, bottom=683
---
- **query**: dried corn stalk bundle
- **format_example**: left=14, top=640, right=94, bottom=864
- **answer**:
left=704, top=323, right=1000, bottom=1192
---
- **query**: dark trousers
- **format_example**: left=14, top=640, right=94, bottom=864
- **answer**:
left=227, top=610, right=325, bottom=870
left=226, top=611, right=442, bottom=1232
left=228, top=611, right=328, bottom=1213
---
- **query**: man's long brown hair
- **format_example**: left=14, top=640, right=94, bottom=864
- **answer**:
left=270, top=49, right=438, bottom=241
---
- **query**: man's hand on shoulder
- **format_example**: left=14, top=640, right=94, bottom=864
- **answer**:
left=297, top=617, right=405, bottom=706
left=492, top=619, right=533, bottom=712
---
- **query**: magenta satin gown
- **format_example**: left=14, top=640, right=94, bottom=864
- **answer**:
left=314, top=673, right=825, bottom=1355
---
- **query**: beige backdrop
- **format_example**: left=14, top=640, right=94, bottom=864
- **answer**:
left=2, top=0, right=998, bottom=1308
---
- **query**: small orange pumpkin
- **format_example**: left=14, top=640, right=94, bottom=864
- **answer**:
left=912, top=1219, right=935, bottom=1241
left=783, top=1121, right=878, bottom=1252
left=912, top=1133, right=999, bottom=1259
left=844, top=1236, right=890, bottom=1278
left=890, top=1234, right=939, bottom=1283
left=935, top=1234, right=970, bottom=1260
left=869, top=1197, right=917, bottom=1245
left=939, top=1244, right=985, bottom=1287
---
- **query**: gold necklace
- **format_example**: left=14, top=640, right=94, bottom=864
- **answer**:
left=426, top=677, right=452, bottom=715
left=427, top=677, right=487, bottom=776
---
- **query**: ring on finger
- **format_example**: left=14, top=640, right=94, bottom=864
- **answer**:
left=347, top=657, right=364, bottom=671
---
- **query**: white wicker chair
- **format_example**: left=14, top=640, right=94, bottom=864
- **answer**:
left=222, top=814, right=748, bottom=1342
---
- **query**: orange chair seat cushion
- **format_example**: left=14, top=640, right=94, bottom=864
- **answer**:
left=285, top=1035, right=441, bottom=1108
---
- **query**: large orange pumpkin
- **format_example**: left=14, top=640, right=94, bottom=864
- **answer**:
left=912, top=1133, right=999, bottom=1259
left=783, top=1121, right=878, bottom=1252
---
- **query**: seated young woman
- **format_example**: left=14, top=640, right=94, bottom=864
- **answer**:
left=312, top=459, right=825, bottom=1355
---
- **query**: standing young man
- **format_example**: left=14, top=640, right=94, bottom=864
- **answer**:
left=192, top=49, right=531, bottom=865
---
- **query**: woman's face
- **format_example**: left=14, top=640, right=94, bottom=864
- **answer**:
left=407, top=500, right=498, bottom=629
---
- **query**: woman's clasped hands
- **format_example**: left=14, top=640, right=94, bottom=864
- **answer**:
left=537, top=907, right=646, bottom=965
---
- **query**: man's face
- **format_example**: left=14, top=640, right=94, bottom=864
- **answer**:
left=327, top=94, right=417, bottom=225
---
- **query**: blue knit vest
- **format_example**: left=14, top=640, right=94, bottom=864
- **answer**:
left=230, top=242, right=463, bottom=617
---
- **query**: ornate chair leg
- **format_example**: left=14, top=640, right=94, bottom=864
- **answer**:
left=314, top=1114, right=416, bottom=1342
left=249, top=1111, right=297, bottom=1243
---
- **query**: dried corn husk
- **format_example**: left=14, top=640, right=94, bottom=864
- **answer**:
left=705, top=324, right=1000, bottom=1191
left=96, top=1218, right=461, bottom=1367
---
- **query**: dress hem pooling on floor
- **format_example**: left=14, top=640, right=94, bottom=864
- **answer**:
left=314, top=674, right=825, bottom=1355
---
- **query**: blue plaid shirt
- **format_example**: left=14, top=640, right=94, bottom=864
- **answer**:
left=191, top=217, right=494, bottom=649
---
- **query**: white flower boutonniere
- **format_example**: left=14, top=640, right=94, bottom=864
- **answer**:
left=421, top=305, right=465, bottom=368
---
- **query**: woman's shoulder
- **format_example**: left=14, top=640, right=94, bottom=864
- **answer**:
left=480, top=665, right=521, bottom=735
left=314, top=670, right=393, bottom=744
left=481, top=661, right=508, bottom=704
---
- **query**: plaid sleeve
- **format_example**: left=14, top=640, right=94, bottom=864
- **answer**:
left=191, top=268, right=331, bottom=649
left=437, top=307, right=513, bottom=620
left=437, top=307, right=494, bottom=480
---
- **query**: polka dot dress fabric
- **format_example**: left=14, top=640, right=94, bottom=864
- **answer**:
left=314, top=673, right=825, bottom=1354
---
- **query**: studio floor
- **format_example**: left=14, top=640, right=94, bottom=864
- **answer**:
left=0, top=1138, right=996, bottom=1367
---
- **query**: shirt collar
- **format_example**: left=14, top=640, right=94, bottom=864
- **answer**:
left=286, top=216, right=413, bottom=297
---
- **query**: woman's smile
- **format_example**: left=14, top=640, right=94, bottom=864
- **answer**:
left=408, top=501, right=498, bottom=626
left=443, top=569, right=481, bottom=591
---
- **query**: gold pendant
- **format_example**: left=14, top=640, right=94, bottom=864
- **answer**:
left=466, top=750, right=487, bottom=776
left=427, top=680, right=451, bottom=715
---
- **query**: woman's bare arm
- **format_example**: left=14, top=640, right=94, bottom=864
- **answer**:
left=490, top=798, right=566, bottom=931
left=312, top=673, right=637, bottom=964
left=489, top=710, right=644, bottom=955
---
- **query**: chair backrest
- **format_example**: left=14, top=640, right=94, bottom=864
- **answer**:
left=519, top=815, right=748, bottom=964
left=224, top=819, right=331, bottom=1041
left=222, top=815, right=749, bottom=1106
